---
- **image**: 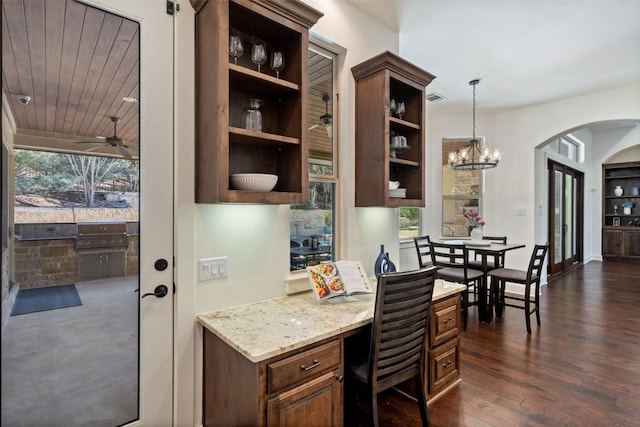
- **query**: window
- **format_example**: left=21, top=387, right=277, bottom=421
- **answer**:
left=548, top=133, right=585, bottom=163
left=290, top=42, right=337, bottom=271
left=399, top=208, right=420, bottom=239
left=442, top=138, right=482, bottom=237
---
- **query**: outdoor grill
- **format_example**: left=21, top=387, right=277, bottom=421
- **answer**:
left=75, top=222, right=129, bottom=250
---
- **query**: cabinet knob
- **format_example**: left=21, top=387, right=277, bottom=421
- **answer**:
left=335, top=374, right=344, bottom=383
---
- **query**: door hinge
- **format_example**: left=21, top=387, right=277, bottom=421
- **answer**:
left=166, top=0, right=179, bottom=15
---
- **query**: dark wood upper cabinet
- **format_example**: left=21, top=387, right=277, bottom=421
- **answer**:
left=192, top=0, right=322, bottom=204
left=351, top=51, right=435, bottom=207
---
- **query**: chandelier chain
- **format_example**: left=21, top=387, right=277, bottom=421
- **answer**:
left=472, top=81, right=476, bottom=141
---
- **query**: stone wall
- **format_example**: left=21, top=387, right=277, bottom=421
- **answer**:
left=14, top=236, right=139, bottom=289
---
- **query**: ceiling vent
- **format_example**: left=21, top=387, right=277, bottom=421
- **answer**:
left=426, top=92, right=446, bottom=102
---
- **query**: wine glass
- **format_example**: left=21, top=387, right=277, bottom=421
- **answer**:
left=229, top=35, right=244, bottom=65
left=396, top=101, right=405, bottom=120
left=270, top=49, right=285, bottom=78
left=389, top=98, right=396, bottom=115
left=251, top=42, right=267, bottom=72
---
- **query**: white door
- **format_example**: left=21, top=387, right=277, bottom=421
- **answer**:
left=87, top=1, right=174, bottom=425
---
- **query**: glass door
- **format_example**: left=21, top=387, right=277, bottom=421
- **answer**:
left=548, top=159, right=584, bottom=275
left=1, top=1, right=174, bottom=425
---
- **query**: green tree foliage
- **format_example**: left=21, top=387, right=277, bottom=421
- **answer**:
left=400, top=207, right=419, bottom=222
left=14, top=149, right=139, bottom=207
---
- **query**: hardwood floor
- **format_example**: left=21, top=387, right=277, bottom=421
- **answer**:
left=347, top=261, right=640, bottom=426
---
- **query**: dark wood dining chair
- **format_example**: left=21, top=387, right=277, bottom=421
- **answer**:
left=429, top=241, right=484, bottom=330
left=467, top=235, right=508, bottom=271
left=488, top=243, right=549, bottom=333
left=346, top=267, right=437, bottom=427
left=413, top=235, right=432, bottom=268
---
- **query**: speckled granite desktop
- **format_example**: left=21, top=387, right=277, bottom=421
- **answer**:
left=197, top=279, right=465, bottom=362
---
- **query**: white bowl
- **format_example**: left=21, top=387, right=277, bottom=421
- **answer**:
left=389, top=181, right=400, bottom=190
left=230, top=173, right=278, bottom=192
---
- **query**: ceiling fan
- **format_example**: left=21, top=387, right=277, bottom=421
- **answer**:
left=75, top=116, right=138, bottom=159
left=308, top=94, right=332, bottom=136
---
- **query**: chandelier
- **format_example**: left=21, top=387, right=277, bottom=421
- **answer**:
left=448, top=79, right=500, bottom=170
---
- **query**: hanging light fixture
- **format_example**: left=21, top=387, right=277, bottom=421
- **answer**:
left=448, top=79, right=500, bottom=170
left=319, top=93, right=332, bottom=137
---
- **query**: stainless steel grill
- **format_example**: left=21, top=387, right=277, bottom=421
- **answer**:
left=75, top=222, right=129, bottom=250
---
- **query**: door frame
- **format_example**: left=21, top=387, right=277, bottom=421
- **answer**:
left=548, top=159, right=584, bottom=276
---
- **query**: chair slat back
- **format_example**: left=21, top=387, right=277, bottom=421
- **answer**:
left=429, top=242, right=468, bottom=269
left=476, top=235, right=508, bottom=266
left=369, top=268, right=436, bottom=391
left=527, top=243, right=549, bottom=283
left=413, top=235, right=432, bottom=268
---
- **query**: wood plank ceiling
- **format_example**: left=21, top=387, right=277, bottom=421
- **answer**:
left=3, top=0, right=332, bottom=161
left=308, top=50, right=332, bottom=161
left=2, top=0, right=139, bottom=158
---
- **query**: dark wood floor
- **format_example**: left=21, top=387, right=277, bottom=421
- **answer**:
left=350, top=261, right=640, bottom=426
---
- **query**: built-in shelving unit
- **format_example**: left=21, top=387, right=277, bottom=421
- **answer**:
left=192, top=0, right=322, bottom=204
left=351, top=51, right=435, bottom=207
left=602, top=162, right=640, bottom=260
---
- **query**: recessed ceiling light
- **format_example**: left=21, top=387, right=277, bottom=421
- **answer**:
left=96, top=136, right=107, bottom=140
left=122, top=97, right=138, bottom=103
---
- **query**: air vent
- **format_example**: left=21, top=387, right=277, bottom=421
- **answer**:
left=426, top=92, right=446, bottom=102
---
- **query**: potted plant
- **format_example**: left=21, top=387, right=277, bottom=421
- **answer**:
left=324, top=212, right=332, bottom=234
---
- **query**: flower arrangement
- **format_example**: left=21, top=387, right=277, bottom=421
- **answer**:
left=628, top=218, right=640, bottom=226
left=462, top=208, right=485, bottom=228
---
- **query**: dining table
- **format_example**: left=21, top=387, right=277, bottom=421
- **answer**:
left=437, top=239, right=525, bottom=323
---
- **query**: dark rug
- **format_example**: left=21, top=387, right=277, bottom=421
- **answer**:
left=10, top=284, right=82, bottom=316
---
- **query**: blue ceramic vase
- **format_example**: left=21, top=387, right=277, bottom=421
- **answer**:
left=374, top=245, right=397, bottom=277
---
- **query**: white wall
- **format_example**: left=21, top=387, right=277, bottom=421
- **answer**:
left=425, top=85, right=640, bottom=271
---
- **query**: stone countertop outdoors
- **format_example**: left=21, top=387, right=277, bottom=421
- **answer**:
left=196, top=278, right=466, bottom=363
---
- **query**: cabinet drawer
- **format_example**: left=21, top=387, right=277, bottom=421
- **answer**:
left=268, top=340, right=341, bottom=395
left=429, top=337, right=460, bottom=394
left=430, top=295, right=460, bottom=347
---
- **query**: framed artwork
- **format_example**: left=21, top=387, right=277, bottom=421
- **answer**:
left=613, top=217, right=620, bottom=227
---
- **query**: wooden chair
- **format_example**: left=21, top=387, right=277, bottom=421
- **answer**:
left=429, top=241, right=484, bottom=330
left=467, top=235, right=508, bottom=271
left=346, top=267, right=437, bottom=427
left=488, top=244, right=549, bottom=334
left=413, top=235, right=432, bottom=268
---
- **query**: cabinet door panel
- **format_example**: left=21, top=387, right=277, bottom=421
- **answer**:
left=625, top=231, right=640, bottom=258
left=267, top=370, right=342, bottom=427
left=603, top=230, right=623, bottom=258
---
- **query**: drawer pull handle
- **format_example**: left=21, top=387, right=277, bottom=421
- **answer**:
left=300, top=359, right=320, bottom=371
left=443, top=360, right=453, bottom=368
left=335, top=374, right=344, bottom=383
left=443, top=317, right=453, bottom=324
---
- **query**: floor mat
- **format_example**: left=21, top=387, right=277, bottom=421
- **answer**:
left=10, top=284, right=82, bottom=316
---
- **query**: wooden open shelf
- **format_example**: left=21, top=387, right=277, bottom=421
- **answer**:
left=351, top=51, right=435, bottom=207
left=193, top=0, right=322, bottom=204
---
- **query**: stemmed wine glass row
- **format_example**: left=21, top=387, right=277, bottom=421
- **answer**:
left=229, top=34, right=284, bottom=78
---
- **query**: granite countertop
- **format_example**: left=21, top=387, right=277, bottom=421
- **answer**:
left=197, top=278, right=466, bottom=363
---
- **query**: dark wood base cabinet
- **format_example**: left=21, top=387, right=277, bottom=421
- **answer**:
left=202, top=294, right=462, bottom=426
left=603, top=229, right=640, bottom=261
left=203, top=332, right=343, bottom=427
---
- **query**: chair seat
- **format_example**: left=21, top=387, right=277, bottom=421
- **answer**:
left=436, top=266, right=484, bottom=283
left=489, top=268, right=538, bottom=284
